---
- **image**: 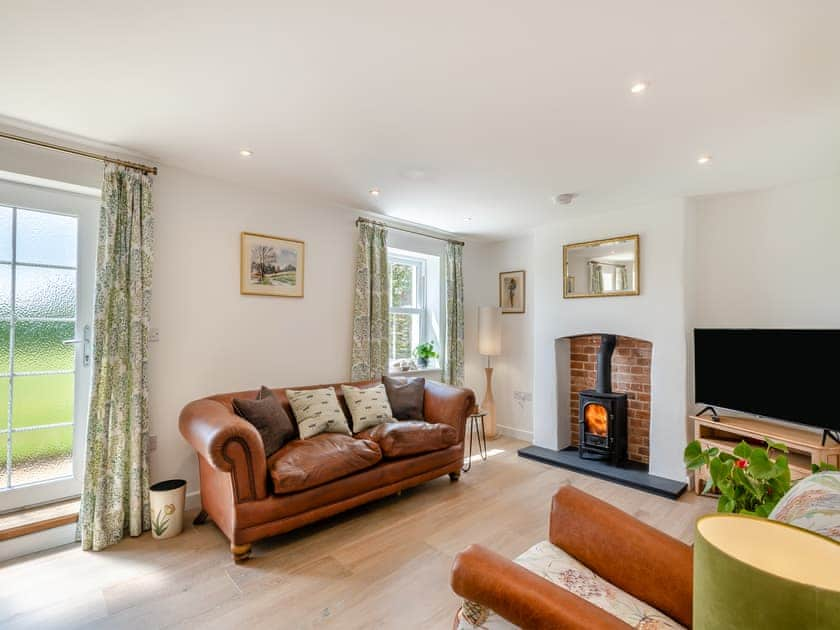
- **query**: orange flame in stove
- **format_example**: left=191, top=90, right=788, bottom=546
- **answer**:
left=584, top=404, right=608, bottom=437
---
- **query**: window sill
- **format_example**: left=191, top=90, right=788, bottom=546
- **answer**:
left=388, top=367, right=442, bottom=377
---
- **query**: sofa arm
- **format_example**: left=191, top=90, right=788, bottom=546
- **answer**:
left=423, top=380, right=475, bottom=443
left=451, top=544, right=630, bottom=630
left=549, top=486, right=693, bottom=627
left=179, top=399, right=268, bottom=502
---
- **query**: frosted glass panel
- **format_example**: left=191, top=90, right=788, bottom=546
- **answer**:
left=0, top=321, right=8, bottom=372
left=16, top=209, right=77, bottom=267
left=0, top=432, right=7, bottom=486
left=14, top=320, right=75, bottom=373
left=15, top=266, right=76, bottom=319
left=0, top=263, right=10, bottom=319
left=11, top=425, right=74, bottom=486
left=0, top=206, right=11, bottom=262
left=0, top=377, right=8, bottom=425
left=12, top=373, right=74, bottom=428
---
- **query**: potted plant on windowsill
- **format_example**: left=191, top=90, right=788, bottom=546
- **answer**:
left=413, top=341, right=439, bottom=369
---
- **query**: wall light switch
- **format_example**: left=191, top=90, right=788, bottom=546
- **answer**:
left=149, top=434, right=158, bottom=452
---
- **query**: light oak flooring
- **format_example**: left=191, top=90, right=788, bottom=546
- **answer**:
left=0, top=437, right=713, bottom=629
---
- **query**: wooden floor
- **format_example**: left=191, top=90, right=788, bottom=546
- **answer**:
left=0, top=437, right=713, bottom=629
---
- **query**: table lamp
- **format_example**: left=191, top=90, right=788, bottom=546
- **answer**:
left=478, top=306, right=501, bottom=439
left=694, top=513, right=840, bottom=629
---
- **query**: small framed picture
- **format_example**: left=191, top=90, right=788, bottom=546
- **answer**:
left=499, top=270, right=525, bottom=314
left=241, top=232, right=305, bottom=297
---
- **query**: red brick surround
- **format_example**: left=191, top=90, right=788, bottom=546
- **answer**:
left=569, top=334, right=652, bottom=464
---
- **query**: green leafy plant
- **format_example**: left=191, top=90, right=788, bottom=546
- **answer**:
left=413, top=341, right=439, bottom=364
left=685, top=438, right=793, bottom=517
left=685, top=438, right=838, bottom=517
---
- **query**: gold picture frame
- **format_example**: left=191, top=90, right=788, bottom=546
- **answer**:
left=563, top=234, right=639, bottom=299
left=240, top=231, right=305, bottom=297
left=499, top=270, right=526, bottom=313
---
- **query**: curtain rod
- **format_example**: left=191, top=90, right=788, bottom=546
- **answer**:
left=0, top=130, right=158, bottom=175
left=355, top=217, right=464, bottom=246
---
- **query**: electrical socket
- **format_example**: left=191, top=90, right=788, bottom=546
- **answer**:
left=149, top=328, right=160, bottom=342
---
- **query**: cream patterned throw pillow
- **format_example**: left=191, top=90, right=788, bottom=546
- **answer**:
left=285, top=388, right=351, bottom=439
left=341, top=384, right=395, bottom=433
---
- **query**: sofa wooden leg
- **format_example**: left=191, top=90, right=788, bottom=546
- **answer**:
left=231, top=543, right=252, bottom=563
left=449, top=471, right=461, bottom=482
left=193, top=509, right=208, bottom=525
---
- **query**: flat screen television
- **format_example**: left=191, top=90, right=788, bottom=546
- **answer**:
left=694, top=329, right=840, bottom=432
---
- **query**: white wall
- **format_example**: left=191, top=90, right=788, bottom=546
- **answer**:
left=149, top=167, right=359, bottom=492
left=692, top=174, right=840, bottom=328
left=531, top=199, right=692, bottom=481
left=464, top=235, right=534, bottom=440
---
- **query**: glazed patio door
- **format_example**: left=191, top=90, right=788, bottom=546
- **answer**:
left=0, top=181, right=97, bottom=512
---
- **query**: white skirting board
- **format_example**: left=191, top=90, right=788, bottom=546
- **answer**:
left=495, top=424, right=533, bottom=442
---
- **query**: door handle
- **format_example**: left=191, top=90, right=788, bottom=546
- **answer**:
left=62, top=324, right=91, bottom=367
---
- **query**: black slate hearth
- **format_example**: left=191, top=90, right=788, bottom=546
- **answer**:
left=518, top=445, right=687, bottom=500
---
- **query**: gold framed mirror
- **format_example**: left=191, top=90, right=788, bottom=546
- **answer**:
left=563, top=234, right=640, bottom=298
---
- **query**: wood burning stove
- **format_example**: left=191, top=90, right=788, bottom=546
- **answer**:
left=579, top=334, right=628, bottom=466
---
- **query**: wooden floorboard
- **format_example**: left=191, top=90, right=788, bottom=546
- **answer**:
left=0, top=437, right=714, bottom=629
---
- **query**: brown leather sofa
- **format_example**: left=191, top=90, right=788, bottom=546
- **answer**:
left=451, top=486, right=693, bottom=629
left=180, top=378, right=475, bottom=561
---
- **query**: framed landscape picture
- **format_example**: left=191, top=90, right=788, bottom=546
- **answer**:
left=240, top=232, right=305, bottom=297
left=499, top=270, right=525, bottom=313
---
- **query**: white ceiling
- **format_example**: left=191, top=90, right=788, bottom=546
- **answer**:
left=2, top=1, right=839, bottom=239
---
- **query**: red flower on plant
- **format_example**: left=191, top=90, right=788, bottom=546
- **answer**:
left=735, top=459, right=748, bottom=469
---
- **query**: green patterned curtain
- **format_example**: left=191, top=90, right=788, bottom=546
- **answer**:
left=351, top=221, right=389, bottom=380
left=443, top=241, right=464, bottom=386
left=79, top=164, right=153, bottom=551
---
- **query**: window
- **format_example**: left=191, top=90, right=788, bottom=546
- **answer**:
left=388, top=253, right=426, bottom=363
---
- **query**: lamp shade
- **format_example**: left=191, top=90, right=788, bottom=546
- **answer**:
left=693, top=514, right=840, bottom=629
left=478, top=306, right=502, bottom=356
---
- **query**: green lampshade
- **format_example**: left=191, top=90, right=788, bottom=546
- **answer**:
left=694, top=514, right=840, bottom=629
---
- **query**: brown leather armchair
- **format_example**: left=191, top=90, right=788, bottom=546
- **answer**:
left=180, top=379, right=475, bottom=561
left=451, top=486, right=693, bottom=629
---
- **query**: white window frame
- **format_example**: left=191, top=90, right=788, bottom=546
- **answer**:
left=388, top=252, right=428, bottom=365
left=0, top=179, right=98, bottom=512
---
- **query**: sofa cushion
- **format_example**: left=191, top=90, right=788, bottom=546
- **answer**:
left=382, top=375, right=425, bottom=420
left=357, top=420, right=456, bottom=458
left=231, top=386, right=296, bottom=456
left=770, top=471, right=840, bottom=541
left=341, top=383, right=394, bottom=433
left=456, top=541, right=684, bottom=630
left=285, top=387, right=352, bottom=439
left=267, top=433, right=382, bottom=495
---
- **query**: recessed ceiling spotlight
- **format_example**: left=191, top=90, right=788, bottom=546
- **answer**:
left=697, top=154, right=712, bottom=165
left=239, top=149, right=253, bottom=157
left=369, top=188, right=380, bottom=197
left=630, top=81, right=648, bottom=94
left=553, top=193, right=578, bottom=205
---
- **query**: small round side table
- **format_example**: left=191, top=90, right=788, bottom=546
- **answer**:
left=463, top=410, right=489, bottom=472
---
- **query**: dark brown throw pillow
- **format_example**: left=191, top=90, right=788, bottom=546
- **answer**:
left=232, top=386, right=296, bottom=456
left=382, top=375, right=425, bottom=421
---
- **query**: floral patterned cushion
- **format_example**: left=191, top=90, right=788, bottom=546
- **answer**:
left=769, top=471, right=840, bottom=541
left=456, top=541, right=684, bottom=630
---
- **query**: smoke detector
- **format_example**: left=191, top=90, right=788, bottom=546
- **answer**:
left=553, top=193, right=578, bottom=205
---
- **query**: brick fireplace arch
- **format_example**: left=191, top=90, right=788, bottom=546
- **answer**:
left=568, top=334, right=652, bottom=464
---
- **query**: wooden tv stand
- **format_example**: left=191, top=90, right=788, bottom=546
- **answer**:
left=690, top=414, right=840, bottom=495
